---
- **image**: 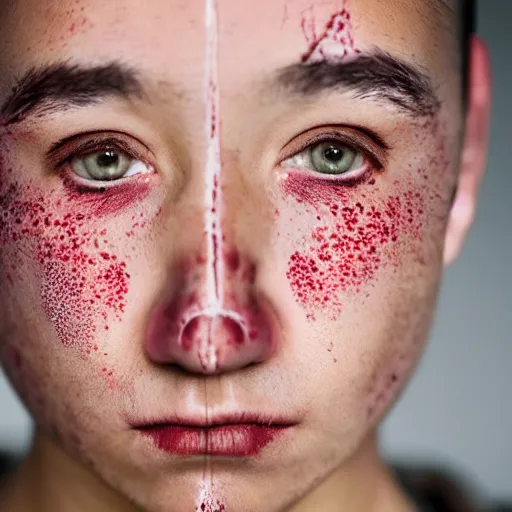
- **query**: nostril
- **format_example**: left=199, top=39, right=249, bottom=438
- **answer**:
left=181, top=316, right=200, bottom=351
left=219, top=316, right=245, bottom=346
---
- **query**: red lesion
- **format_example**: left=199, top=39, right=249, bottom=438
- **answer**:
left=365, top=349, right=416, bottom=422
left=300, top=1, right=360, bottom=63
left=282, top=117, right=453, bottom=321
left=284, top=173, right=428, bottom=320
left=0, top=165, right=146, bottom=357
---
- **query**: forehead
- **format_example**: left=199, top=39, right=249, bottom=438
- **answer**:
left=0, top=0, right=457, bottom=98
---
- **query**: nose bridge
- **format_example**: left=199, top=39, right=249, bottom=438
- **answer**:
left=144, top=0, right=276, bottom=374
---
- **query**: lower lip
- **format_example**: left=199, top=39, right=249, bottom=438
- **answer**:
left=139, top=424, right=290, bottom=456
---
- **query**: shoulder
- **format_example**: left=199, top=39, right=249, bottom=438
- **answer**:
left=392, top=463, right=511, bottom=512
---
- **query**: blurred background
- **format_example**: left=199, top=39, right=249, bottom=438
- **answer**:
left=0, top=0, right=510, bottom=505
left=380, top=0, right=512, bottom=503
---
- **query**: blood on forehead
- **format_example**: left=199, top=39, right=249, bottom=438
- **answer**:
left=301, top=0, right=360, bottom=64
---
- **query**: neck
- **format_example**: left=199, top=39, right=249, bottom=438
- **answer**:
left=1, top=430, right=414, bottom=512
left=290, top=433, right=415, bottom=512
left=1, top=431, right=139, bottom=512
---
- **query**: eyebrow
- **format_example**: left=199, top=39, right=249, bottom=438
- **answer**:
left=0, top=49, right=440, bottom=127
left=272, top=49, right=441, bottom=117
left=0, top=60, right=146, bottom=126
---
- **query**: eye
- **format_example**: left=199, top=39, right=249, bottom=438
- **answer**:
left=282, top=139, right=363, bottom=176
left=279, top=127, right=388, bottom=180
left=71, top=149, right=152, bottom=181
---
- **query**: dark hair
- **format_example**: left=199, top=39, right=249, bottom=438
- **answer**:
left=460, top=0, right=476, bottom=105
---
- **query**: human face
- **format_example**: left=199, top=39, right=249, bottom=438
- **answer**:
left=0, top=0, right=465, bottom=510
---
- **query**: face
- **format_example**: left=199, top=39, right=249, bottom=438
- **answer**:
left=0, top=0, right=465, bottom=510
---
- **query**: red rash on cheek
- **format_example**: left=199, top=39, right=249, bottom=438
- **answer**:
left=0, top=168, right=152, bottom=354
left=63, top=176, right=152, bottom=217
left=283, top=175, right=425, bottom=319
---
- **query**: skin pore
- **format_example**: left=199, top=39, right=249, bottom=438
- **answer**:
left=0, top=0, right=491, bottom=511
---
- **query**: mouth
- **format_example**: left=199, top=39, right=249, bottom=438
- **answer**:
left=134, top=413, right=296, bottom=457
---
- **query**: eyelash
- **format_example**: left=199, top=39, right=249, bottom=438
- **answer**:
left=49, top=127, right=387, bottom=192
left=279, top=129, right=386, bottom=180
left=49, top=133, right=154, bottom=191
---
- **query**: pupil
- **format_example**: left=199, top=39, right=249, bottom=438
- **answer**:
left=97, top=151, right=118, bottom=167
left=324, top=146, right=343, bottom=162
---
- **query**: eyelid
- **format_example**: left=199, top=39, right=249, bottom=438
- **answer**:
left=278, top=126, right=389, bottom=170
left=62, top=166, right=153, bottom=192
left=45, top=131, right=154, bottom=170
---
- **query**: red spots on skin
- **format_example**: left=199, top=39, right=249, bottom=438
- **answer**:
left=210, top=174, right=221, bottom=296
left=200, top=499, right=226, bottom=512
left=128, top=211, right=152, bottom=235
left=301, top=1, right=360, bottom=64
left=63, top=176, right=152, bottom=218
left=366, top=351, right=414, bottom=421
left=0, top=165, right=151, bottom=354
left=225, top=249, right=240, bottom=273
left=222, top=248, right=256, bottom=283
left=284, top=174, right=426, bottom=320
left=198, top=487, right=226, bottom=512
left=99, top=365, right=125, bottom=391
left=209, top=82, right=218, bottom=141
left=63, top=3, right=90, bottom=36
left=39, top=3, right=92, bottom=51
left=282, top=115, right=453, bottom=321
left=327, top=341, right=337, bottom=363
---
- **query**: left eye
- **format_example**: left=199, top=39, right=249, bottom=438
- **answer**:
left=282, top=140, right=364, bottom=175
left=71, top=149, right=152, bottom=181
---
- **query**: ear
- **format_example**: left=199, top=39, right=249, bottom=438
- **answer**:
left=443, top=36, right=492, bottom=267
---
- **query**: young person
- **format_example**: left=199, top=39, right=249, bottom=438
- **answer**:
left=0, top=0, right=492, bottom=510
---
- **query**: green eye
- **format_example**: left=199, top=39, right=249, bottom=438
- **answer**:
left=281, top=138, right=365, bottom=176
left=310, top=142, right=357, bottom=175
left=73, top=150, right=132, bottom=181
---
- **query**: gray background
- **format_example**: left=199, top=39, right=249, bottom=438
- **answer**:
left=0, top=0, right=510, bottom=502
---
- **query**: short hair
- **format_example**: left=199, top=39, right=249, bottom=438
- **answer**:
left=460, top=0, right=476, bottom=105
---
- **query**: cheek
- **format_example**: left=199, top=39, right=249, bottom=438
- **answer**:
left=281, top=174, right=430, bottom=321
left=1, top=339, right=110, bottom=471
left=365, top=350, right=416, bottom=423
left=0, top=147, right=156, bottom=383
left=1, top=344, right=48, bottom=420
left=1, top=180, right=129, bottom=353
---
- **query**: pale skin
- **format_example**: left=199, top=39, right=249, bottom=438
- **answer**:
left=0, top=0, right=491, bottom=511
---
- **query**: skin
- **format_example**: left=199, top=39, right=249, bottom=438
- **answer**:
left=0, top=0, right=491, bottom=511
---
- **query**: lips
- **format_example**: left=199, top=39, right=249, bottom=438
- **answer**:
left=134, top=414, right=295, bottom=457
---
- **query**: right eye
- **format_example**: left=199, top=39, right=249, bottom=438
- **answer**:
left=278, top=126, right=388, bottom=181
left=283, top=140, right=364, bottom=176
left=71, top=149, right=151, bottom=181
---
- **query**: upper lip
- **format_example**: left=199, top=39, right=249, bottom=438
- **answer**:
left=131, top=412, right=298, bottom=429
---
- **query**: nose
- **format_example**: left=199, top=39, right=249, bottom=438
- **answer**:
left=146, top=302, right=275, bottom=374
left=145, top=252, right=278, bottom=375
left=145, top=26, right=278, bottom=374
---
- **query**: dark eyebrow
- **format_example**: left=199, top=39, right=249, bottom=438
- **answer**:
left=0, top=60, right=146, bottom=126
left=272, top=49, right=441, bottom=117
